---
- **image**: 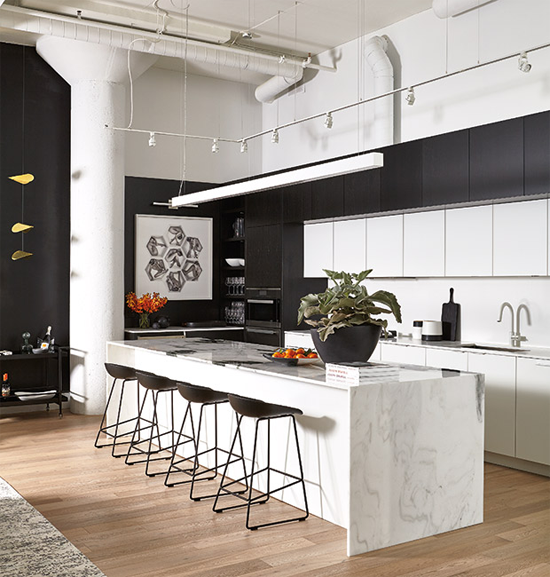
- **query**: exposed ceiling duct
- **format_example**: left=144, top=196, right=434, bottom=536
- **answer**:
left=0, top=3, right=330, bottom=103
left=432, top=0, right=497, bottom=19
left=363, top=35, right=394, bottom=147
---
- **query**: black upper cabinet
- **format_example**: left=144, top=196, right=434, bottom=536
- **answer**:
left=422, top=130, right=469, bottom=207
left=524, top=111, right=550, bottom=196
left=310, top=175, right=344, bottom=219
left=469, top=117, right=524, bottom=201
left=245, top=224, right=282, bottom=288
left=380, top=140, right=423, bottom=211
left=343, top=168, right=381, bottom=216
left=282, top=182, right=311, bottom=223
left=246, top=188, right=282, bottom=227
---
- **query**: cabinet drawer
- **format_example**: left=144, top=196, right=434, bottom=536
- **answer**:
left=380, top=344, right=426, bottom=366
left=426, top=348, right=468, bottom=371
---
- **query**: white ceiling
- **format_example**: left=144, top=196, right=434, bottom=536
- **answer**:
left=1, top=0, right=434, bottom=81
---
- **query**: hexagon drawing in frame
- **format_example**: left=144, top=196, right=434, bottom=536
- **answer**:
left=165, top=247, right=184, bottom=269
left=166, top=270, right=186, bottom=292
left=168, top=225, right=185, bottom=246
left=147, top=235, right=167, bottom=257
left=182, top=259, right=202, bottom=282
left=182, top=236, right=203, bottom=260
left=145, top=258, right=167, bottom=281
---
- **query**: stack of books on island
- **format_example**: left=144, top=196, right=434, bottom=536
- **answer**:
left=325, top=362, right=400, bottom=386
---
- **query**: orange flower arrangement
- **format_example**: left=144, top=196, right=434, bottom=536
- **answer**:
left=126, top=292, right=168, bottom=328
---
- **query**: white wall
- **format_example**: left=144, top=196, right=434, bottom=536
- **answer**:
left=261, top=0, right=550, bottom=173
left=364, top=277, right=550, bottom=349
left=125, top=67, right=262, bottom=183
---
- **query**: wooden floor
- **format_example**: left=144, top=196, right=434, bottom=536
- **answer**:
left=1, top=411, right=549, bottom=577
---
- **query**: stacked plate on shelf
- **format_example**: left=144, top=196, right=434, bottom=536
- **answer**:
left=13, top=390, right=57, bottom=402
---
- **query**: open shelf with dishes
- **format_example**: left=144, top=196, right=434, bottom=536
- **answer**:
left=220, top=199, right=245, bottom=326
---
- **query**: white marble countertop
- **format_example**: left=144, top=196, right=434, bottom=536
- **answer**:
left=110, top=337, right=476, bottom=390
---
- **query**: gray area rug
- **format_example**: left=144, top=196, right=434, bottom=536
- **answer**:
left=0, top=477, right=106, bottom=577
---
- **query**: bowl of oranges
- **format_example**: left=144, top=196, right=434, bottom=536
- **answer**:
left=263, top=348, right=320, bottom=366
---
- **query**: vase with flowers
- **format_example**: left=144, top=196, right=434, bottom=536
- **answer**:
left=126, top=292, right=168, bottom=329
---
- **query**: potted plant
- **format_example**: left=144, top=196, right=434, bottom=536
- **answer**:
left=297, top=269, right=402, bottom=364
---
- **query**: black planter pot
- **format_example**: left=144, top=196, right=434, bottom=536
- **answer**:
left=310, top=324, right=382, bottom=364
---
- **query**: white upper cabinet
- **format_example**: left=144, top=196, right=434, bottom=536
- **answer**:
left=403, top=210, right=445, bottom=277
left=445, top=205, right=493, bottom=276
left=493, top=199, right=548, bottom=276
left=303, top=222, right=334, bottom=278
left=333, top=219, right=367, bottom=273
left=366, top=214, right=403, bottom=277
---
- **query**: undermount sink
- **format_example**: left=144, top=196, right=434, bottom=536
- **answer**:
left=461, top=344, right=530, bottom=353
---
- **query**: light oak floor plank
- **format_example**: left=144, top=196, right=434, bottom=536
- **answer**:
left=0, top=411, right=549, bottom=577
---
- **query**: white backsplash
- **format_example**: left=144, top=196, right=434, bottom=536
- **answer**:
left=364, top=277, right=550, bottom=349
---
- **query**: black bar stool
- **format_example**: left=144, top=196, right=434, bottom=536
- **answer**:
left=213, top=393, right=309, bottom=530
left=95, top=363, right=142, bottom=458
left=165, top=382, right=247, bottom=502
left=125, top=371, right=179, bottom=477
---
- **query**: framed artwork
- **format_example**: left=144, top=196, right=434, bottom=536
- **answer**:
left=135, top=214, right=213, bottom=300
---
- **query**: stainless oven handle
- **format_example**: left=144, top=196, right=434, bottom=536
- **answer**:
left=246, top=328, right=278, bottom=335
left=247, top=299, right=275, bottom=304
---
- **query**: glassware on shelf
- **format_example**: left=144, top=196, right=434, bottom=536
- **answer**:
left=224, top=300, right=245, bottom=325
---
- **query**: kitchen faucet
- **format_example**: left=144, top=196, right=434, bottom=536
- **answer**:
left=497, top=302, right=531, bottom=348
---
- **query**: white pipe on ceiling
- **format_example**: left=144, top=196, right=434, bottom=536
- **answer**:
left=432, top=0, right=497, bottom=19
left=364, top=35, right=394, bottom=147
left=254, top=65, right=304, bottom=103
left=0, top=4, right=331, bottom=103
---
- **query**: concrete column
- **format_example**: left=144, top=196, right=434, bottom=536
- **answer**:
left=36, top=37, right=157, bottom=414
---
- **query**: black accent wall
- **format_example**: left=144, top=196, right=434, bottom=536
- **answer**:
left=124, top=177, right=222, bottom=327
left=0, top=44, right=70, bottom=353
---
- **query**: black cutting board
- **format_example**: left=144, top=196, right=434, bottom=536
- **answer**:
left=441, top=288, right=460, bottom=341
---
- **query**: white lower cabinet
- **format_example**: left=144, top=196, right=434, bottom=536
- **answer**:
left=516, top=358, right=550, bottom=466
left=468, top=353, right=516, bottom=457
left=380, top=343, right=426, bottom=366
left=425, top=348, right=468, bottom=371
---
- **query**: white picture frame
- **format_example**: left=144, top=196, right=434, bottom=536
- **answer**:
left=135, top=214, right=213, bottom=300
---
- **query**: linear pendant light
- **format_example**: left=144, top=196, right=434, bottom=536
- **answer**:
left=170, top=152, right=384, bottom=207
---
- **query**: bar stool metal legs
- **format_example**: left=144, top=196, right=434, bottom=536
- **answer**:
left=165, top=383, right=247, bottom=502
left=213, top=394, right=309, bottom=530
left=95, top=363, right=142, bottom=458
left=124, top=372, right=179, bottom=477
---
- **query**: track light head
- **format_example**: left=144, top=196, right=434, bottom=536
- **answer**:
left=240, top=139, right=248, bottom=153
left=211, top=138, right=219, bottom=153
left=324, top=112, right=333, bottom=129
left=518, top=52, right=532, bottom=73
left=271, top=129, right=279, bottom=144
left=148, top=132, right=157, bottom=147
left=405, top=87, right=416, bottom=106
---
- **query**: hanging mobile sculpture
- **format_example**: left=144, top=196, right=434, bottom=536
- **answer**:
left=9, top=173, right=35, bottom=260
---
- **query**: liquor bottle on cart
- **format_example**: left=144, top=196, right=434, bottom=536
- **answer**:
left=37, top=326, right=55, bottom=352
left=2, top=373, right=10, bottom=397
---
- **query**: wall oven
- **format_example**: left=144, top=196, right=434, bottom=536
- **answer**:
left=245, top=288, right=281, bottom=329
left=245, top=288, right=281, bottom=346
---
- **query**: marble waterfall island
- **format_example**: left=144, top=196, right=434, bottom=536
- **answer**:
left=106, top=337, right=484, bottom=557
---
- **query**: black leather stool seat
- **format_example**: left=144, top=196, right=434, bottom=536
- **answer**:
left=136, top=371, right=177, bottom=391
left=177, top=382, right=228, bottom=404
left=104, top=363, right=137, bottom=381
left=228, top=394, right=303, bottom=419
